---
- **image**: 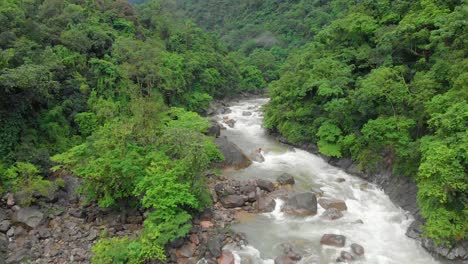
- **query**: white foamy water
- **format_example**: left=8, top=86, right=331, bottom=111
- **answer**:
left=216, top=98, right=441, bottom=264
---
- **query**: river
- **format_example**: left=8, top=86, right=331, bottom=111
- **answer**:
left=214, top=98, right=440, bottom=264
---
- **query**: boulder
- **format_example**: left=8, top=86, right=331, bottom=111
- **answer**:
left=336, top=251, right=354, bottom=262
left=0, top=220, right=10, bottom=233
left=277, top=173, right=295, bottom=185
left=223, top=117, right=236, bottom=128
left=176, top=243, right=196, bottom=258
left=15, top=208, right=44, bottom=228
left=208, top=236, right=223, bottom=258
left=284, top=192, right=317, bottom=216
left=351, top=243, right=365, bottom=256
left=214, top=137, right=252, bottom=169
left=274, top=243, right=302, bottom=264
left=320, top=234, right=346, bottom=247
left=256, top=179, right=275, bottom=192
left=336, top=178, right=346, bottom=183
left=321, top=208, right=343, bottom=220
left=221, top=195, right=246, bottom=208
left=256, top=196, right=276, bottom=213
left=6, top=193, right=15, bottom=206
left=318, top=198, right=347, bottom=211
left=217, top=251, right=235, bottom=264
left=242, top=111, right=252, bottom=116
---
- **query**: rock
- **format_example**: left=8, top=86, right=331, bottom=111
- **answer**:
left=15, top=208, right=44, bottom=228
left=37, top=227, right=51, bottom=239
left=214, top=137, right=252, bottom=170
left=6, top=193, right=15, bottom=206
left=318, top=198, right=347, bottom=211
left=352, top=219, right=364, bottom=224
left=207, top=121, right=222, bottom=138
left=200, top=208, right=213, bottom=221
left=249, top=151, right=265, bottom=163
left=256, top=196, right=276, bottom=213
left=256, top=179, right=275, bottom=192
left=336, top=178, right=346, bottom=183
left=176, top=243, right=196, bottom=258
left=223, top=117, right=236, bottom=128
left=242, top=111, right=253, bottom=116
left=311, top=187, right=324, bottom=197
left=69, top=208, right=85, bottom=218
left=284, top=192, right=317, bottom=216
left=221, top=195, right=246, bottom=208
left=208, top=236, right=223, bottom=258
left=350, top=243, right=365, bottom=256
left=6, top=248, right=29, bottom=263
left=87, top=229, right=99, bottom=241
left=217, top=251, right=235, bottom=264
left=239, top=183, right=256, bottom=195
left=320, top=234, right=346, bottom=247
left=220, top=107, right=232, bottom=115
left=274, top=243, right=302, bottom=264
left=321, top=208, right=344, bottom=220
left=336, top=251, right=354, bottom=262
left=277, top=173, right=295, bottom=185
left=6, top=228, right=14, bottom=237
left=0, top=220, right=11, bottom=233
left=200, top=221, right=214, bottom=229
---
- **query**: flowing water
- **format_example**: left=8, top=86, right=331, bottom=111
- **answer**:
left=214, top=98, right=440, bottom=264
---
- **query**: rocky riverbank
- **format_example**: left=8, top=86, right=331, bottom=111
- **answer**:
left=268, top=131, right=468, bottom=263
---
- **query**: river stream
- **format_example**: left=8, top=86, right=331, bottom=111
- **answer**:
left=214, top=98, right=440, bottom=264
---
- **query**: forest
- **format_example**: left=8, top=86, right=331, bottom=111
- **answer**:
left=0, top=0, right=466, bottom=263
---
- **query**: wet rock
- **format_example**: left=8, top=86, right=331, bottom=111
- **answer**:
left=318, top=198, right=347, bottom=211
left=277, top=173, right=295, bottom=185
left=352, top=219, right=364, bottom=224
left=336, top=178, right=346, bottom=183
left=256, top=179, right=275, bottom=192
left=320, top=234, right=346, bottom=247
left=15, top=207, right=44, bottom=228
left=256, top=196, right=276, bottom=213
left=223, top=117, right=236, bottom=128
left=217, top=251, right=235, bottom=264
left=351, top=243, right=365, bottom=256
left=336, top=251, right=354, bottom=262
left=321, top=208, right=344, bottom=220
left=242, top=111, right=252, bottom=116
left=214, top=137, right=252, bottom=170
left=0, top=220, right=11, bottom=233
left=274, top=243, right=302, bottom=264
left=284, top=192, right=317, bottom=216
left=220, top=107, right=232, bottom=115
left=249, top=151, right=265, bottom=163
left=221, top=195, right=246, bottom=208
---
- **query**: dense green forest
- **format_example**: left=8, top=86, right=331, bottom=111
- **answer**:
left=179, top=0, right=468, bottom=247
left=0, top=0, right=265, bottom=262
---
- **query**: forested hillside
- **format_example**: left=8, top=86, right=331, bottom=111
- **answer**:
left=0, top=0, right=262, bottom=262
left=180, top=0, right=468, bottom=247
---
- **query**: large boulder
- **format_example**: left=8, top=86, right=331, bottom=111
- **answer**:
left=318, top=198, right=347, bottom=211
left=214, top=137, right=252, bottom=169
left=15, top=208, right=44, bottom=228
left=284, top=192, right=317, bottom=216
left=277, top=173, right=295, bottom=185
left=221, top=195, right=246, bottom=208
left=320, top=234, right=346, bottom=247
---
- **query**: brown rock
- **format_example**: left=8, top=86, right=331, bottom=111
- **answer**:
left=176, top=243, right=196, bottom=258
left=351, top=243, right=365, bottom=256
left=318, top=198, right=347, bottom=211
left=320, top=234, right=346, bottom=247
left=221, top=195, right=246, bottom=208
left=200, top=221, right=214, bottom=229
left=217, top=250, right=235, bottom=264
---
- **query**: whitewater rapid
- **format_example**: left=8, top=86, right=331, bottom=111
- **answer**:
left=215, top=98, right=440, bottom=264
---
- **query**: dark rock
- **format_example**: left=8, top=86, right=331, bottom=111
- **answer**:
left=256, top=179, right=275, bottom=192
left=336, top=178, right=346, bottom=183
left=176, top=243, right=196, bottom=258
left=336, top=251, right=354, bottom=262
left=223, top=117, right=236, bottom=128
left=221, top=195, right=246, bottom=208
left=351, top=243, right=365, bottom=256
left=274, top=243, right=302, bottom=264
left=0, top=220, right=11, bottom=233
left=321, top=208, right=344, bottom=220
left=217, top=250, right=235, bottom=264
left=69, top=208, right=85, bottom=218
left=200, top=208, right=213, bottom=221
left=208, top=236, right=223, bottom=258
left=168, top=237, right=185, bottom=248
left=242, top=111, right=252, bottom=116
left=284, top=192, right=317, bottom=216
left=239, top=184, right=256, bottom=195
left=320, top=234, right=346, bottom=247
left=15, top=207, right=44, bottom=228
left=318, top=198, right=347, bottom=211
left=277, top=173, right=295, bottom=185
left=256, top=196, right=276, bottom=213
left=214, top=137, right=252, bottom=170
left=207, top=120, right=222, bottom=138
